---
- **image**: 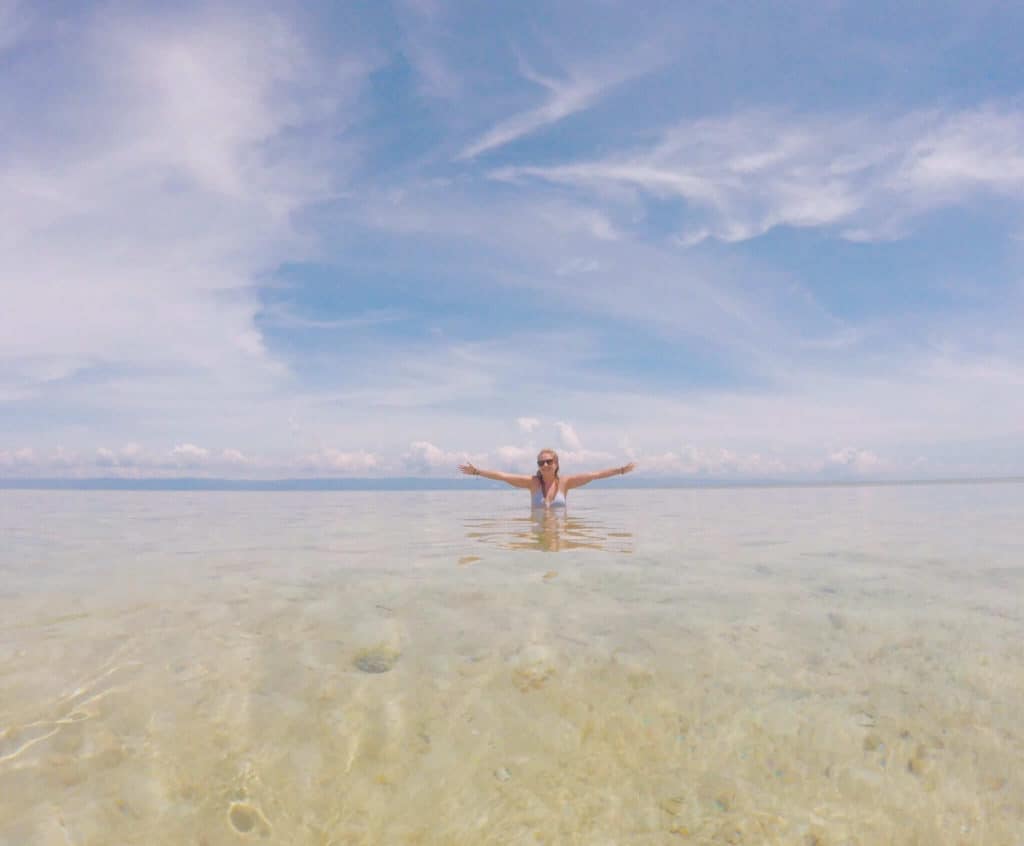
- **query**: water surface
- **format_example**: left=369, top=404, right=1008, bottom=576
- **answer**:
left=1, top=485, right=1022, bottom=844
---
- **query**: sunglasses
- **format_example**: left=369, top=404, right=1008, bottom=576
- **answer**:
left=537, top=458, right=556, bottom=466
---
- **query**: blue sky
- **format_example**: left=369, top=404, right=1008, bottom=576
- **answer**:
left=2, top=0, right=1023, bottom=480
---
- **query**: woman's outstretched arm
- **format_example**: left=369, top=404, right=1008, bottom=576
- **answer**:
left=564, top=462, right=636, bottom=490
left=458, top=463, right=535, bottom=489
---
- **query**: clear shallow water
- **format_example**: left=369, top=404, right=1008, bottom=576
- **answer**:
left=1, top=484, right=1022, bottom=845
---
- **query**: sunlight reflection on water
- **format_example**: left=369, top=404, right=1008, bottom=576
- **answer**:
left=464, top=507, right=634, bottom=553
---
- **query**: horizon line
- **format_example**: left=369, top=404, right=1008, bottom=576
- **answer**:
left=1, top=475, right=1022, bottom=492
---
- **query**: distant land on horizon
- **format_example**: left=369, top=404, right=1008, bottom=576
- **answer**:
left=1, top=476, right=1022, bottom=492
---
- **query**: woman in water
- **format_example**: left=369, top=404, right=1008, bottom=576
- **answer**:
left=458, top=449, right=636, bottom=508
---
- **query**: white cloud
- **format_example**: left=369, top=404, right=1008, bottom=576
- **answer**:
left=396, top=0, right=463, bottom=101
left=902, top=108, right=1024, bottom=197
left=822, top=447, right=883, bottom=478
left=457, top=52, right=661, bottom=160
left=638, top=447, right=789, bottom=478
left=95, top=447, right=117, bottom=467
left=556, top=448, right=616, bottom=468
left=220, top=448, right=249, bottom=466
left=0, top=447, right=80, bottom=474
left=0, top=5, right=375, bottom=415
left=555, top=421, right=582, bottom=450
left=458, top=74, right=608, bottom=161
left=301, top=448, right=379, bottom=475
left=94, top=443, right=159, bottom=470
left=171, top=443, right=211, bottom=465
left=517, top=416, right=540, bottom=433
left=0, top=446, right=35, bottom=468
left=492, top=105, right=1024, bottom=244
left=408, top=440, right=446, bottom=466
left=496, top=445, right=536, bottom=468
left=399, top=440, right=473, bottom=475
left=120, top=443, right=144, bottom=461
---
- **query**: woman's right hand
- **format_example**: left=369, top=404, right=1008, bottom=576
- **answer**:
left=458, top=463, right=479, bottom=476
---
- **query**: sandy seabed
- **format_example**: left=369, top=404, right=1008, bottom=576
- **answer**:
left=1, top=487, right=1022, bottom=844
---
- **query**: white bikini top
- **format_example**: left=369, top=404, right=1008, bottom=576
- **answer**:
left=532, top=483, right=566, bottom=508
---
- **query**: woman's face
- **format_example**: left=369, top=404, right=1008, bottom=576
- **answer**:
left=537, top=452, right=557, bottom=475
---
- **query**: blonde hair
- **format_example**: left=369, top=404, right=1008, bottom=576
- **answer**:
left=535, top=448, right=559, bottom=481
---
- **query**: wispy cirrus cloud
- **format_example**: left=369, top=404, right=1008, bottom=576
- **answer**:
left=491, top=105, right=1024, bottom=243
left=456, top=51, right=662, bottom=160
left=457, top=74, right=608, bottom=161
left=297, top=329, right=601, bottom=414
left=1, top=4, right=376, bottom=412
left=347, top=180, right=844, bottom=372
left=395, top=0, right=464, bottom=101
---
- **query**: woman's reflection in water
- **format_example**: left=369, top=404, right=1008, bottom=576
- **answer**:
left=465, top=509, right=633, bottom=553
